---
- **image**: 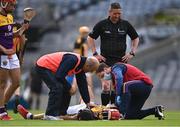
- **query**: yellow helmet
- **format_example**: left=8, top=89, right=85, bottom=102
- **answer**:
left=79, top=26, right=90, bottom=34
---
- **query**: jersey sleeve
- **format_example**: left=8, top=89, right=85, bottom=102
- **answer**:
left=126, top=21, right=139, bottom=40
left=112, top=66, right=124, bottom=96
left=55, top=54, right=77, bottom=89
left=88, top=22, right=102, bottom=40
left=75, top=71, right=90, bottom=104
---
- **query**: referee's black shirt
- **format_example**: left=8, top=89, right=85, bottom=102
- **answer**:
left=89, top=17, right=138, bottom=66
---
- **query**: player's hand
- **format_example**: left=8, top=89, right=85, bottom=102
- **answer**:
left=2, top=48, right=15, bottom=55
left=86, top=103, right=91, bottom=109
left=22, top=23, right=30, bottom=30
left=121, top=53, right=134, bottom=63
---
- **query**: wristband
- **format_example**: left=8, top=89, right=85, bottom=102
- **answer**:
left=24, top=19, right=30, bottom=24
left=129, top=51, right=135, bottom=56
left=93, top=51, right=98, bottom=56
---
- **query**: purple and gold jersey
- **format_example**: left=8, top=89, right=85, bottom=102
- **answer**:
left=0, top=14, right=14, bottom=49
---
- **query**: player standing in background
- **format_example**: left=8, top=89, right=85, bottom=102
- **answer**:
left=87, top=2, right=139, bottom=106
left=73, top=26, right=95, bottom=103
left=0, top=0, right=28, bottom=120
left=12, top=22, right=28, bottom=113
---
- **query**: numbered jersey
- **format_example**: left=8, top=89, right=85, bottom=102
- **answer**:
left=0, top=14, right=14, bottom=49
left=91, top=105, right=121, bottom=120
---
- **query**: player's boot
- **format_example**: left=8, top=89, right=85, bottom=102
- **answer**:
left=0, top=113, right=13, bottom=120
left=0, top=106, right=13, bottom=120
left=17, top=104, right=33, bottom=119
left=155, top=105, right=165, bottom=120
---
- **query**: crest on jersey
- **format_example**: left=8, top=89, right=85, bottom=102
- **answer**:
left=2, top=60, right=8, bottom=66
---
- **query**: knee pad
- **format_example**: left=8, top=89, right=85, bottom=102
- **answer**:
left=101, top=91, right=110, bottom=106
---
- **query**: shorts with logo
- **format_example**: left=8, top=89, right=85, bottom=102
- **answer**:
left=0, top=54, right=20, bottom=69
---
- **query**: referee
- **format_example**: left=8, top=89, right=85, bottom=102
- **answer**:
left=87, top=2, right=139, bottom=106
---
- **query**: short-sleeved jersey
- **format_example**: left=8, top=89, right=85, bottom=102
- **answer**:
left=89, top=18, right=138, bottom=65
left=13, top=23, right=22, bottom=58
left=0, top=14, right=14, bottom=49
left=74, top=36, right=86, bottom=56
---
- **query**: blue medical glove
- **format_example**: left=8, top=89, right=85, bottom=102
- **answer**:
left=115, top=96, right=121, bottom=107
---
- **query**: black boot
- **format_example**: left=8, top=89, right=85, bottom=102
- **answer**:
left=101, top=91, right=110, bottom=106
left=155, top=105, right=165, bottom=120
left=13, top=95, right=20, bottom=114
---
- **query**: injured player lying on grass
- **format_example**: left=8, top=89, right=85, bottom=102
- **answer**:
left=17, top=103, right=122, bottom=120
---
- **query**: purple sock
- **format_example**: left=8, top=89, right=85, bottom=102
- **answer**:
left=0, top=106, right=6, bottom=114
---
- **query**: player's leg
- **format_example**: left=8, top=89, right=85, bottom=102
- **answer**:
left=101, top=91, right=110, bottom=106
left=13, top=88, right=21, bottom=113
left=124, top=81, right=164, bottom=119
left=59, top=88, right=71, bottom=115
left=123, top=81, right=151, bottom=119
left=4, top=54, right=21, bottom=104
left=36, top=66, right=63, bottom=117
left=101, top=79, right=111, bottom=106
left=4, top=68, right=21, bottom=104
left=35, top=93, right=41, bottom=110
left=17, top=104, right=44, bottom=119
left=0, top=55, right=13, bottom=120
left=110, top=90, right=116, bottom=104
left=0, top=68, right=11, bottom=120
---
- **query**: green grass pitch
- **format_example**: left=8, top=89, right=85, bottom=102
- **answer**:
left=0, top=111, right=180, bottom=127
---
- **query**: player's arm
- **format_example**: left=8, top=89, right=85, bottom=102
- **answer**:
left=0, top=44, right=15, bottom=55
left=73, top=39, right=81, bottom=54
left=127, top=21, right=139, bottom=54
left=13, top=23, right=29, bottom=37
left=87, top=22, right=101, bottom=55
left=130, top=37, right=139, bottom=55
left=55, top=54, right=78, bottom=90
left=75, top=72, right=90, bottom=105
left=18, top=34, right=27, bottom=65
left=112, top=66, right=124, bottom=96
left=87, top=36, right=96, bottom=55
left=112, top=64, right=128, bottom=114
left=83, top=43, right=88, bottom=57
left=60, top=114, right=78, bottom=120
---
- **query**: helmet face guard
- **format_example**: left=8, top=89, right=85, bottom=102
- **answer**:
left=1, top=0, right=16, bottom=9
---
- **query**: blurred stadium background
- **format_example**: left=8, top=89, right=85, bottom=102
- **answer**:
left=12, top=0, right=180, bottom=110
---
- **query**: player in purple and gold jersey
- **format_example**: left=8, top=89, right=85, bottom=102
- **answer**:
left=0, top=0, right=28, bottom=120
